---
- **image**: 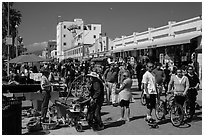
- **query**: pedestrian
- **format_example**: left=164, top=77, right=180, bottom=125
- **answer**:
left=103, top=63, right=119, bottom=106
left=118, top=63, right=130, bottom=86
left=40, top=68, right=52, bottom=122
left=115, top=71, right=133, bottom=122
left=163, top=63, right=171, bottom=94
left=142, top=62, right=158, bottom=122
left=167, top=68, right=189, bottom=106
left=136, top=60, right=146, bottom=91
left=185, top=65, right=200, bottom=120
left=152, top=62, right=165, bottom=97
left=87, top=73, right=105, bottom=131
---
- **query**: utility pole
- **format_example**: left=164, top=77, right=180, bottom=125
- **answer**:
left=7, top=2, right=10, bottom=76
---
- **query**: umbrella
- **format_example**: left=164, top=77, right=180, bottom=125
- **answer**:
left=9, top=54, right=46, bottom=64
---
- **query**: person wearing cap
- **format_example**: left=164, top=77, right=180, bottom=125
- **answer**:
left=87, top=73, right=104, bottom=131
left=40, top=68, right=52, bottom=122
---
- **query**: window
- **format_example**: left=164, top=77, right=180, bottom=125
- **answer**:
left=63, top=42, right=66, bottom=46
left=87, top=25, right=91, bottom=30
left=93, top=35, right=96, bottom=38
left=94, top=27, right=96, bottom=30
left=63, top=34, right=66, bottom=38
left=64, top=25, right=66, bottom=29
left=55, top=52, right=57, bottom=55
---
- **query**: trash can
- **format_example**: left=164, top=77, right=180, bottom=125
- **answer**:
left=2, top=99, right=22, bottom=135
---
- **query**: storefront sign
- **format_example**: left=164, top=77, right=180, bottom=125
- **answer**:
left=30, top=73, right=42, bottom=81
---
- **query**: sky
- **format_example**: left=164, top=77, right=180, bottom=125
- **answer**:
left=13, top=2, right=202, bottom=50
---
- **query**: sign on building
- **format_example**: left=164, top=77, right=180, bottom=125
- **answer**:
left=6, top=36, right=12, bottom=45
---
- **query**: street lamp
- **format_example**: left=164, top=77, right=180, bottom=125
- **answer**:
left=15, top=24, right=18, bottom=57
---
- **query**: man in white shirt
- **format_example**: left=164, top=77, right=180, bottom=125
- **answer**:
left=142, top=62, right=157, bottom=122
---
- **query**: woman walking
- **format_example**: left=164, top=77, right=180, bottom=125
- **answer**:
left=116, top=71, right=133, bottom=122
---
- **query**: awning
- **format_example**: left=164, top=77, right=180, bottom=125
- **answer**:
left=112, top=32, right=201, bottom=53
left=195, top=45, right=202, bottom=53
left=155, top=33, right=201, bottom=48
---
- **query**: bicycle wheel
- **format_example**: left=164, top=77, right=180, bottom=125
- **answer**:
left=155, top=100, right=165, bottom=120
left=170, top=103, right=184, bottom=127
left=140, top=91, right=146, bottom=106
left=75, top=123, right=83, bottom=132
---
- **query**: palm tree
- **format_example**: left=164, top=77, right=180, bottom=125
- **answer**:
left=2, top=2, right=22, bottom=59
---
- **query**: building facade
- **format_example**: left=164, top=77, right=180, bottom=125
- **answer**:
left=112, top=16, right=202, bottom=68
left=89, top=35, right=113, bottom=58
left=56, top=18, right=102, bottom=61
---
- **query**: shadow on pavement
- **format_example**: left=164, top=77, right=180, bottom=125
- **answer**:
left=104, top=120, right=125, bottom=129
left=157, top=119, right=171, bottom=125
left=23, top=130, right=50, bottom=135
left=130, top=115, right=146, bottom=121
left=177, top=123, right=191, bottom=128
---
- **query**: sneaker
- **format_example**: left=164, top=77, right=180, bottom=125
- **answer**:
left=126, top=118, right=130, bottom=122
left=117, top=117, right=125, bottom=121
left=97, top=124, right=105, bottom=130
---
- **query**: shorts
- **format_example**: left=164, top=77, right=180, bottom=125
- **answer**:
left=119, top=100, right=130, bottom=108
left=144, top=94, right=156, bottom=109
left=174, top=95, right=185, bottom=106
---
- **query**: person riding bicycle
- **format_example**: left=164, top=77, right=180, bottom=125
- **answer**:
left=185, top=65, right=200, bottom=119
left=167, top=68, right=189, bottom=106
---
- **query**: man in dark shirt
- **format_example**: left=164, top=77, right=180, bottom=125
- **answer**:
left=163, top=63, right=171, bottom=93
left=87, top=74, right=104, bottom=131
left=152, top=63, right=165, bottom=96
left=186, top=65, right=200, bottom=120
left=103, top=63, right=119, bottom=105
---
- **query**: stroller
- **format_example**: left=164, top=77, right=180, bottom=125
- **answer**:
left=55, top=75, right=94, bottom=132
left=55, top=97, right=90, bottom=132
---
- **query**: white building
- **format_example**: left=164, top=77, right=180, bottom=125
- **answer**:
left=89, top=35, right=113, bottom=58
left=112, top=16, right=202, bottom=66
left=56, top=18, right=102, bottom=61
left=51, top=50, right=58, bottom=59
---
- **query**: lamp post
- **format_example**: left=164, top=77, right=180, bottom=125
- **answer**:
left=15, top=24, right=18, bottom=57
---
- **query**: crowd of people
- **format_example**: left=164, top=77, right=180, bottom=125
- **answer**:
left=4, top=56, right=201, bottom=131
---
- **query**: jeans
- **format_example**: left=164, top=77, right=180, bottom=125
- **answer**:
left=41, top=90, right=51, bottom=120
left=87, top=102, right=103, bottom=128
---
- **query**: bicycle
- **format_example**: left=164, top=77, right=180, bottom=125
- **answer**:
left=155, top=91, right=186, bottom=127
